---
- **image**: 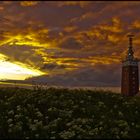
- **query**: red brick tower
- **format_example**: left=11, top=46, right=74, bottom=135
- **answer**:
left=121, top=34, right=139, bottom=96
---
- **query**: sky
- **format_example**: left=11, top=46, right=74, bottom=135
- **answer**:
left=0, top=1, right=140, bottom=86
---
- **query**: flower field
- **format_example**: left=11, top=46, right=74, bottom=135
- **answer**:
left=0, top=87, right=140, bottom=139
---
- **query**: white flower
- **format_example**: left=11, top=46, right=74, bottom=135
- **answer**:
left=99, top=121, right=103, bottom=125
left=25, top=116, right=29, bottom=120
left=89, top=128, right=99, bottom=135
left=34, top=119, right=38, bottom=123
left=35, top=108, right=39, bottom=111
left=35, top=134, right=39, bottom=138
left=98, top=101, right=106, bottom=108
left=36, top=111, right=43, bottom=117
left=131, top=122, right=135, bottom=126
left=8, top=110, right=14, bottom=115
left=51, top=131, right=56, bottom=134
left=99, top=127, right=103, bottom=130
left=80, top=100, right=84, bottom=104
left=30, top=124, right=37, bottom=131
left=124, top=102, right=128, bottom=105
left=59, top=131, right=75, bottom=139
left=118, top=111, right=123, bottom=117
left=66, top=122, right=72, bottom=127
left=7, top=118, right=13, bottom=124
left=36, top=121, right=43, bottom=127
left=9, top=123, right=13, bottom=127
left=57, top=117, right=62, bottom=121
left=15, top=114, right=20, bottom=119
left=48, top=108, right=52, bottom=111
left=17, top=121, right=23, bottom=126
left=73, top=105, right=79, bottom=109
left=17, top=105, right=21, bottom=111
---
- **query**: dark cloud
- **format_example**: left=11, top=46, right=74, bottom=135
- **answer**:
left=0, top=45, right=44, bottom=68
left=59, top=37, right=84, bottom=50
left=0, top=1, right=140, bottom=85
left=26, top=64, right=121, bottom=87
left=41, top=63, right=66, bottom=70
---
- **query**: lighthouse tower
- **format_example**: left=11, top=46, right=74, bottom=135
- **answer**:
left=121, top=34, right=139, bottom=96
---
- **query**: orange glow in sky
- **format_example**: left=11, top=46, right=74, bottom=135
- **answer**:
left=0, top=1, right=140, bottom=86
left=0, top=54, right=43, bottom=80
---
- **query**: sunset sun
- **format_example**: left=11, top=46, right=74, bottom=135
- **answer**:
left=0, top=54, right=43, bottom=80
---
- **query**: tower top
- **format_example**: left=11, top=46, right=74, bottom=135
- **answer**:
left=126, top=34, right=134, bottom=60
left=127, top=34, right=134, bottom=38
left=122, top=34, right=139, bottom=66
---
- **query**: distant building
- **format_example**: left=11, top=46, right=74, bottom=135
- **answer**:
left=121, top=34, right=139, bottom=96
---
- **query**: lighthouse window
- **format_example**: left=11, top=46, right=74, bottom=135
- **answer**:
left=132, top=71, right=135, bottom=74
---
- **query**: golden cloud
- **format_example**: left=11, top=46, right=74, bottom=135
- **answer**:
left=107, top=34, right=120, bottom=43
left=99, top=17, right=123, bottom=33
left=57, top=1, right=92, bottom=8
left=132, top=20, right=140, bottom=29
left=0, top=1, right=140, bottom=81
left=64, top=25, right=78, bottom=33
left=0, top=28, right=53, bottom=48
left=20, top=1, right=39, bottom=7
left=88, top=56, right=121, bottom=65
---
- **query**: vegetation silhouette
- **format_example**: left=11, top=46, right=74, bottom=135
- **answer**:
left=0, top=87, right=140, bottom=139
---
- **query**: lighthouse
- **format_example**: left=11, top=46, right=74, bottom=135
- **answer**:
left=121, top=34, right=139, bottom=96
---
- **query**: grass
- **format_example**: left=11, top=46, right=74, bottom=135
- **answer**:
left=0, top=87, right=140, bottom=139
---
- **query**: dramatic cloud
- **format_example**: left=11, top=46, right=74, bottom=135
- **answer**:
left=26, top=64, right=121, bottom=87
left=20, top=1, right=39, bottom=7
left=59, top=37, right=84, bottom=50
left=0, top=1, right=140, bottom=85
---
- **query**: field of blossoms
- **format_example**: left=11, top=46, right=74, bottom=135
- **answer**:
left=0, top=87, right=140, bottom=139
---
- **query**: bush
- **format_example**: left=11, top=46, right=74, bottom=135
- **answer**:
left=0, top=87, right=140, bottom=139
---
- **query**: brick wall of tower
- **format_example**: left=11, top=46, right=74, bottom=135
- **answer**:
left=121, top=65, right=139, bottom=96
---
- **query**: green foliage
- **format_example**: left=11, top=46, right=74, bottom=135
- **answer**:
left=0, top=87, right=140, bottom=139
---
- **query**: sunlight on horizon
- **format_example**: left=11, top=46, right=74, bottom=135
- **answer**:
left=0, top=54, right=44, bottom=80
